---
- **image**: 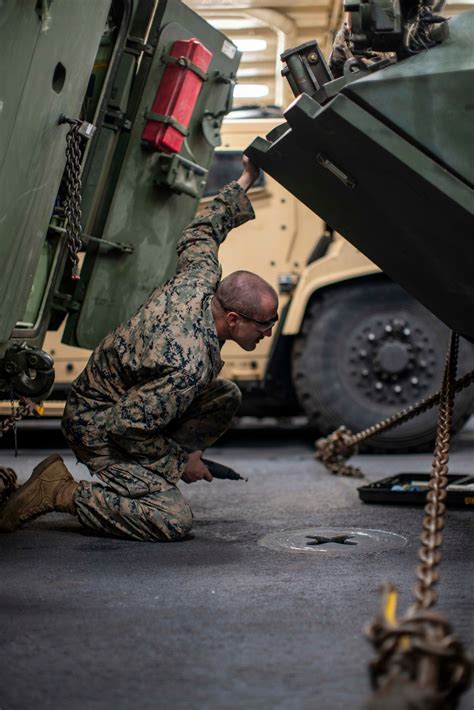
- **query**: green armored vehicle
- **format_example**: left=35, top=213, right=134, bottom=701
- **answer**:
left=245, top=1, right=474, bottom=445
left=0, top=0, right=240, bottom=403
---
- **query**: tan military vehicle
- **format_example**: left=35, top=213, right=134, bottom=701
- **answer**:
left=16, top=107, right=474, bottom=452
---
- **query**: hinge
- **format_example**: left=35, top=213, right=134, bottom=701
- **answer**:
left=103, top=108, right=132, bottom=133
left=52, top=292, right=81, bottom=313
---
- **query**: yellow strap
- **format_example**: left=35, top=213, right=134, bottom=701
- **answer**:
left=383, top=588, right=411, bottom=650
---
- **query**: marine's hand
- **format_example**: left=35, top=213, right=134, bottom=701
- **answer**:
left=181, top=450, right=213, bottom=484
left=237, top=156, right=260, bottom=192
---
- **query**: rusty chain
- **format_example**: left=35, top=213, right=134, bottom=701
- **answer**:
left=315, top=366, right=474, bottom=478
left=0, top=397, right=35, bottom=506
left=0, top=397, right=34, bottom=439
left=363, top=333, right=472, bottom=708
left=412, top=331, right=458, bottom=612
left=365, top=586, right=472, bottom=708
left=62, top=119, right=83, bottom=280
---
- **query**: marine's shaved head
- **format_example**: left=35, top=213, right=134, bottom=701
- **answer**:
left=215, top=270, right=278, bottom=318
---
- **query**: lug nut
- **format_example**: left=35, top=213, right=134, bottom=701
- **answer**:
left=375, top=382, right=383, bottom=390
left=411, top=377, right=419, bottom=385
left=368, top=333, right=375, bottom=341
left=393, top=385, right=402, bottom=393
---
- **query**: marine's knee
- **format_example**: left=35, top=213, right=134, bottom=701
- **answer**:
left=148, top=493, right=193, bottom=542
left=165, top=498, right=193, bottom=541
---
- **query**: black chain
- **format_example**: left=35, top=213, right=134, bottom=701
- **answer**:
left=62, top=120, right=83, bottom=280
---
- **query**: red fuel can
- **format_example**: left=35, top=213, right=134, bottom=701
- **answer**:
left=142, top=38, right=213, bottom=153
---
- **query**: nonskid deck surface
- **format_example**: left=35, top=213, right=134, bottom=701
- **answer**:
left=1, top=419, right=473, bottom=710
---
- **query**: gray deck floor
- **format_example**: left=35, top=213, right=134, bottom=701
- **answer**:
left=1, top=420, right=473, bottom=709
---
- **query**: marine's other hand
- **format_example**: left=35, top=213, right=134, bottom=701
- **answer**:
left=237, top=155, right=260, bottom=192
left=181, top=450, right=213, bottom=484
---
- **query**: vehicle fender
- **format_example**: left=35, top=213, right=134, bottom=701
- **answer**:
left=282, top=237, right=380, bottom=335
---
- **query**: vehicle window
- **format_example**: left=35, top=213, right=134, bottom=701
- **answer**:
left=203, top=150, right=265, bottom=197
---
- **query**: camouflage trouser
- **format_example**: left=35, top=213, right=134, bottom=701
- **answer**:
left=66, top=379, right=241, bottom=542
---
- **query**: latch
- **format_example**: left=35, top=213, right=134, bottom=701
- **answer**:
left=48, top=224, right=134, bottom=255
left=103, top=108, right=132, bottom=133
left=202, top=71, right=237, bottom=148
left=154, top=153, right=208, bottom=199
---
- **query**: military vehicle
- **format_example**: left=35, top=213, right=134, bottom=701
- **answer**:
left=0, top=1, right=242, bottom=411
left=4, top=104, right=474, bottom=453
left=243, top=4, right=474, bottom=451
left=1, top=0, right=473, bottom=456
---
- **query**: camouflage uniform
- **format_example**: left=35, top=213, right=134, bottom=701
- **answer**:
left=62, top=182, right=255, bottom=542
left=328, top=23, right=353, bottom=78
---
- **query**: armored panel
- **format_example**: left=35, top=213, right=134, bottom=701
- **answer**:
left=246, top=11, right=474, bottom=340
left=0, top=0, right=111, bottom=348
left=64, top=0, right=241, bottom=349
left=344, top=11, right=474, bottom=186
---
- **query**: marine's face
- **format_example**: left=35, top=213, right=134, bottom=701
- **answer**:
left=227, top=301, right=279, bottom=351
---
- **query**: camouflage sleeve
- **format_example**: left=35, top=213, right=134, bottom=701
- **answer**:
left=175, top=181, right=255, bottom=285
left=103, top=374, right=198, bottom=484
left=328, top=22, right=353, bottom=78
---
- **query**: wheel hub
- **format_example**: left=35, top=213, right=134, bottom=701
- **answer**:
left=375, top=341, right=410, bottom=374
left=345, top=315, right=438, bottom=407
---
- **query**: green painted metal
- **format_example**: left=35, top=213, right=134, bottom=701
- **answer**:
left=344, top=11, right=474, bottom=186
left=246, top=10, right=474, bottom=340
left=63, top=0, right=241, bottom=349
left=0, top=0, right=111, bottom=351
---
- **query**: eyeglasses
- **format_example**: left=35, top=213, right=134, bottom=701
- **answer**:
left=216, top=296, right=278, bottom=330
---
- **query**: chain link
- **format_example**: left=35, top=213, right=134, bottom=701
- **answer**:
left=315, top=366, right=474, bottom=477
left=365, top=585, right=472, bottom=708
left=0, top=397, right=34, bottom=439
left=0, top=397, right=34, bottom=505
left=412, top=331, right=458, bottom=611
left=63, top=121, right=83, bottom=280
left=364, top=333, right=472, bottom=707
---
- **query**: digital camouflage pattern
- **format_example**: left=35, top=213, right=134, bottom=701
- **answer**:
left=62, top=181, right=255, bottom=541
left=328, top=23, right=353, bottom=78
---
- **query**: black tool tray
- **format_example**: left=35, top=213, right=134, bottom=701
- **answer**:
left=358, top=473, right=474, bottom=509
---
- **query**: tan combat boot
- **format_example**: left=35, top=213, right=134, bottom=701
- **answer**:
left=0, top=454, right=78, bottom=532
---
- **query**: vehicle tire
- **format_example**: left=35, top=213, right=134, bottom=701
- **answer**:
left=291, top=279, right=474, bottom=452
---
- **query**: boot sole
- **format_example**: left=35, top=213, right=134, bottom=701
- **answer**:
left=0, top=454, right=64, bottom=532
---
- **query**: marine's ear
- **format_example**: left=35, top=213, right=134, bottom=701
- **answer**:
left=225, top=311, right=240, bottom=329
